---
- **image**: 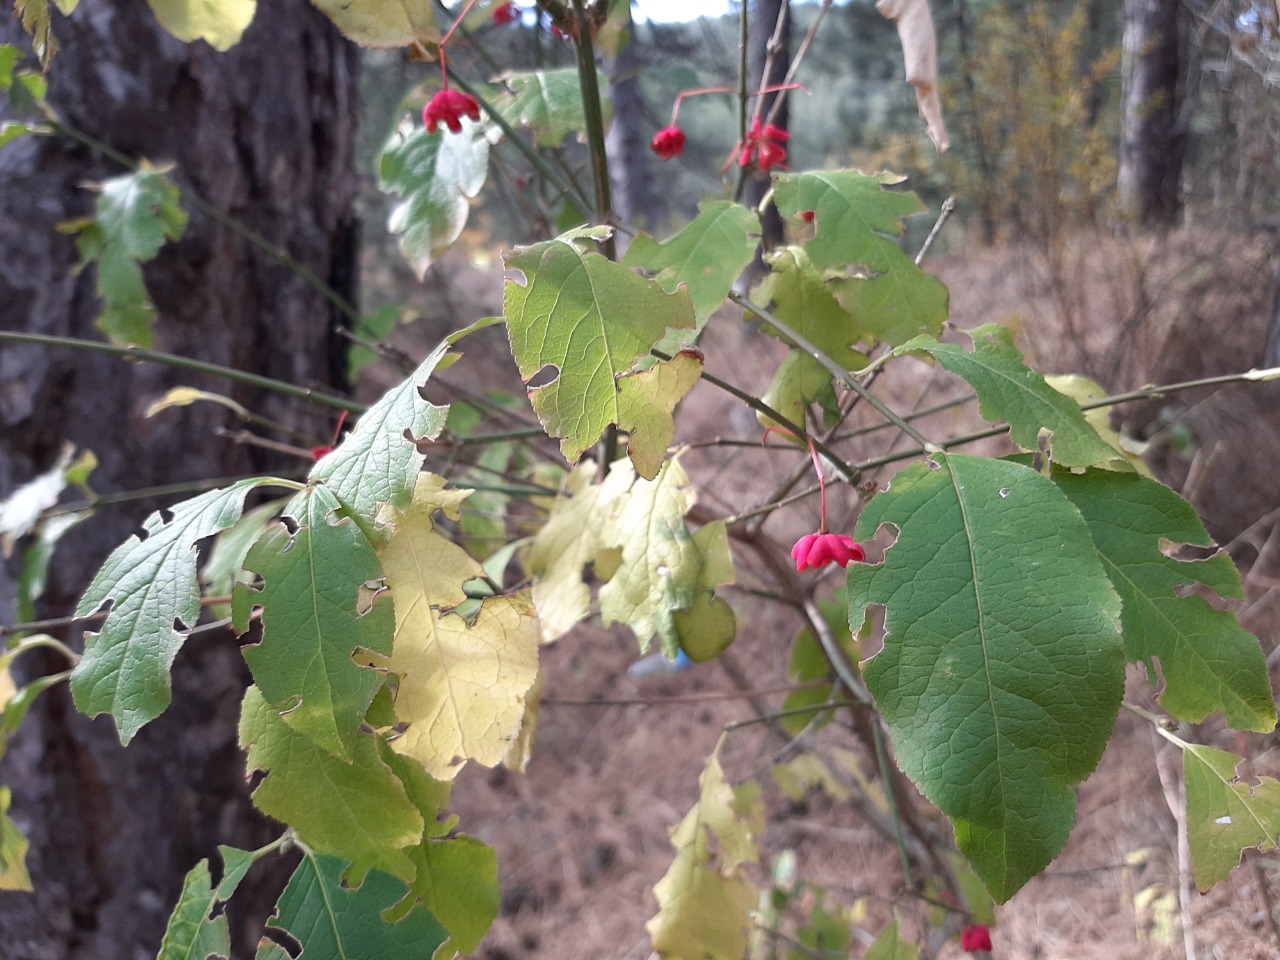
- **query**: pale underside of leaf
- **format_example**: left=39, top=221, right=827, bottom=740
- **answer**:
left=310, top=339, right=451, bottom=524
left=72, top=478, right=267, bottom=744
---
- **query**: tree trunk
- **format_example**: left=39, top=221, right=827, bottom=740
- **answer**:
left=0, top=3, right=359, bottom=957
left=607, top=21, right=659, bottom=231
left=1119, top=0, right=1186, bottom=228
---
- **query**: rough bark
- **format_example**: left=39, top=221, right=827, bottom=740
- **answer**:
left=1119, top=0, right=1186, bottom=228
left=0, top=2, right=358, bottom=956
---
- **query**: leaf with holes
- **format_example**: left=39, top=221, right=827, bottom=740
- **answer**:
left=897, top=325, right=1117, bottom=467
left=380, top=123, right=489, bottom=277
left=372, top=475, right=540, bottom=780
left=310, top=340, right=450, bottom=527
left=504, top=228, right=698, bottom=477
left=623, top=200, right=760, bottom=327
left=492, top=67, right=610, bottom=148
left=240, top=685, right=423, bottom=880
left=72, top=478, right=271, bottom=744
left=1049, top=468, right=1275, bottom=731
left=236, top=485, right=393, bottom=759
left=647, top=750, right=763, bottom=960
left=308, top=0, right=440, bottom=47
left=260, top=851, right=446, bottom=960
left=848, top=454, right=1124, bottom=901
left=146, top=0, right=256, bottom=50
left=1183, top=743, right=1280, bottom=890
left=156, top=847, right=253, bottom=960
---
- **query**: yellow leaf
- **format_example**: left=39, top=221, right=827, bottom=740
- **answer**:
left=309, top=0, right=441, bottom=48
left=145, top=386, right=250, bottom=421
left=145, top=0, right=256, bottom=51
left=526, top=463, right=628, bottom=643
left=648, top=751, right=762, bottom=960
left=1044, top=374, right=1153, bottom=476
left=377, top=475, right=540, bottom=780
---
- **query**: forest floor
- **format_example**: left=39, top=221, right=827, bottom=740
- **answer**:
left=362, top=226, right=1280, bottom=960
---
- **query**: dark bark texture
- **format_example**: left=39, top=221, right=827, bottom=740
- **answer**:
left=1118, top=0, right=1186, bottom=228
left=0, top=2, right=359, bottom=956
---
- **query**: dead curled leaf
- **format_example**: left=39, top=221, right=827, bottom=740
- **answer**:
left=876, top=0, right=950, bottom=152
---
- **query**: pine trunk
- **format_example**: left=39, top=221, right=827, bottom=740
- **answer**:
left=0, top=3, right=359, bottom=956
left=1118, top=0, right=1186, bottom=228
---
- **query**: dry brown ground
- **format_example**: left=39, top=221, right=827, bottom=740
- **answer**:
left=364, top=227, right=1280, bottom=960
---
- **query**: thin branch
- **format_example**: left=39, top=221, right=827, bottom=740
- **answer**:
left=0, top=332, right=362, bottom=414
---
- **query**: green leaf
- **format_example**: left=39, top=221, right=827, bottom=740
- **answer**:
left=848, top=454, right=1125, bottom=901
left=1183, top=743, right=1280, bottom=890
left=145, top=0, right=257, bottom=50
left=774, top=170, right=923, bottom=273
left=308, top=0, right=441, bottom=47
left=72, top=478, right=269, bottom=744
left=71, top=165, right=189, bottom=348
left=348, top=304, right=404, bottom=379
left=504, top=228, right=698, bottom=477
left=0, top=45, right=18, bottom=88
left=0, top=787, right=31, bottom=891
left=0, top=121, right=35, bottom=149
left=897, top=325, right=1117, bottom=468
left=236, top=485, right=393, bottom=759
left=864, top=919, right=919, bottom=960
left=773, top=170, right=947, bottom=346
left=262, top=851, right=447, bottom=960
left=597, top=457, right=736, bottom=660
left=1043, top=374, right=1153, bottom=475
left=239, top=686, right=423, bottom=880
left=623, top=201, right=760, bottom=327
left=647, top=752, right=762, bottom=960
left=380, top=124, right=489, bottom=278
left=1048, top=468, right=1275, bottom=732
left=493, top=67, right=611, bottom=148
left=389, top=835, right=500, bottom=954
left=310, top=340, right=450, bottom=526
left=754, top=247, right=871, bottom=367
left=780, top=599, right=852, bottom=735
left=156, top=847, right=253, bottom=960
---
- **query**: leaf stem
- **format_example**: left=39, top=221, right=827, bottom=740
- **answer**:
left=651, top=349, right=857, bottom=483
left=0, top=332, right=363, bottom=414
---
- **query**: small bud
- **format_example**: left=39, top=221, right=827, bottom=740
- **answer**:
left=492, top=2, right=519, bottom=25
left=961, top=925, right=993, bottom=953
